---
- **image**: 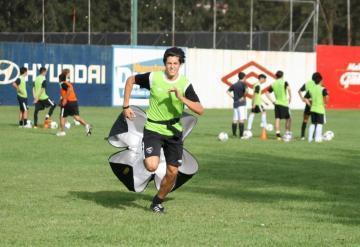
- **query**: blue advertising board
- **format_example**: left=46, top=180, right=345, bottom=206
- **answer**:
left=0, top=42, right=113, bottom=106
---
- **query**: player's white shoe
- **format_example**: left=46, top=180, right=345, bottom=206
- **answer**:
left=85, top=124, right=92, bottom=136
left=56, top=131, right=66, bottom=137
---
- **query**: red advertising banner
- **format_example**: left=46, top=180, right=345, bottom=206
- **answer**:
left=317, top=45, right=360, bottom=109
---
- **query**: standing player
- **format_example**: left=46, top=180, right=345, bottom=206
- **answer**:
left=56, top=69, right=92, bottom=137
left=298, top=72, right=321, bottom=140
left=33, top=67, right=56, bottom=129
left=247, top=74, right=267, bottom=133
left=307, top=74, right=329, bottom=142
left=122, top=47, right=204, bottom=213
left=12, top=67, right=31, bottom=128
left=266, top=71, right=292, bottom=140
left=226, top=72, right=247, bottom=138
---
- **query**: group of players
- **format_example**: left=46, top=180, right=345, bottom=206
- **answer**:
left=12, top=67, right=92, bottom=136
left=227, top=71, right=329, bottom=142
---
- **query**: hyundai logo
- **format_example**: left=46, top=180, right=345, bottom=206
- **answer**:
left=0, top=60, right=20, bottom=85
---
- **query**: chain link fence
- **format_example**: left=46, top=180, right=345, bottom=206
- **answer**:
left=0, top=31, right=314, bottom=51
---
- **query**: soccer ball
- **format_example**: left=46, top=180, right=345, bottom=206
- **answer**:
left=65, top=121, right=71, bottom=129
left=266, top=123, right=274, bottom=132
left=73, top=119, right=81, bottom=126
left=218, top=132, right=229, bottom=142
left=24, top=120, right=32, bottom=128
left=242, top=130, right=253, bottom=139
left=50, top=121, right=58, bottom=129
left=283, top=132, right=293, bottom=142
left=323, top=130, right=335, bottom=141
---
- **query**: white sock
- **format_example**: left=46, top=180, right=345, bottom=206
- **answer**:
left=261, top=113, right=267, bottom=127
left=248, top=113, right=255, bottom=130
left=315, top=124, right=323, bottom=142
left=308, top=124, right=315, bottom=142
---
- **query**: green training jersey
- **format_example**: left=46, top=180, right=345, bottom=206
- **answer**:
left=17, top=76, right=27, bottom=98
left=145, top=71, right=189, bottom=136
left=272, top=78, right=288, bottom=107
left=34, top=75, right=48, bottom=100
left=305, top=80, right=315, bottom=92
left=253, top=82, right=262, bottom=106
left=309, top=84, right=326, bottom=114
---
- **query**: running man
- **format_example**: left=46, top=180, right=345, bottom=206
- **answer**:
left=33, top=67, right=56, bottom=128
left=266, top=71, right=292, bottom=140
left=227, top=72, right=247, bottom=138
left=122, top=47, right=204, bottom=213
left=247, top=74, right=267, bottom=133
left=12, top=67, right=31, bottom=128
left=306, top=73, right=329, bottom=142
left=57, top=69, right=92, bottom=137
left=298, top=72, right=320, bottom=140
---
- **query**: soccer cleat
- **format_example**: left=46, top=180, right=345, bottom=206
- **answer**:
left=150, top=203, right=165, bottom=213
left=85, top=124, right=92, bottom=136
left=23, top=124, right=32, bottom=129
left=33, top=126, right=38, bottom=129
left=300, top=137, right=305, bottom=141
left=277, top=137, right=282, bottom=141
left=56, top=131, right=66, bottom=137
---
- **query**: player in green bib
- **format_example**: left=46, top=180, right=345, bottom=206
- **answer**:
left=122, top=47, right=204, bottom=213
left=247, top=74, right=268, bottom=133
left=298, top=72, right=321, bottom=140
left=12, top=67, right=31, bottom=128
left=32, top=67, right=56, bottom=128
left=306, top=75, right=329, bottom=142
left=266, top=71, right=292, bottom=140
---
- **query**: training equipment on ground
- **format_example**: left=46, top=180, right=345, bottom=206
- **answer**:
left=23, top=120, right=32, bottom=128
left=64, top=122, right=71, bottom=129
left=218, top=132, right=229, bottom=142
left=50, top=121, right=58, bottom=129
left=266, top=123, right=274, bottom=132
left=323, top=130, right=335, bottom=141
left=282, top=132, right=293, bottom=142
left=107, top=106, right=199, bottom=193
left=243, top=130, right=253, bottom=139
left=261, top=127, right=267, bottom=140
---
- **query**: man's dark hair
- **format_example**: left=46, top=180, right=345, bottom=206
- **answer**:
left=20, top=67, right=27, bottom=75
left=275, top=70, right=283, bottom=79
left=163, top=47, right=185, bottom=65
left=312, top=72, right=322, bottom=84
left=258, top=74, right=267, bottom=80
left=59, top=73, right=66, bottom=82
left=39, top=67, right=47, bottom=74
left=238, top=72, right=246, bottom=80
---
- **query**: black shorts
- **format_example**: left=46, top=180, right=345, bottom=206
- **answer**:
left=35, top=98, right=55, bottom=111
left=274, top=104, right=290, bottom=119
left=304, top=105, right=311, bottom=115
left=251, top=105, right=264, bottom=113
left=61, top=101, right=79, bottom=118
left=17, top=96, right=28, bottom=112
left=142, top=128, right=183, bottom=167
left=310, top=112, right=324, bottom=124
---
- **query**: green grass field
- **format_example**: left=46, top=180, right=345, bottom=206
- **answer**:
left=1, top=106, right=360, bottom=246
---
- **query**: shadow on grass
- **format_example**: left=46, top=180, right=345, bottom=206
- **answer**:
left=191, top=149, right=360, bottom=225
left=68, top=190, right=153, bottom=211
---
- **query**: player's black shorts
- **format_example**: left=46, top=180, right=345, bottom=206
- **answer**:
left=304, top=104, right=311, bottom=115
left=17, top=96, right=28, bottom=112
left=35, top=98, right=55, bottom=111
left=61, top=101, right=79, bottom=118
left=310, top=112, right=324, bottom=124
left=274, top=104, right=290, bottom=119
left=142, top=128, right=183, bottom=167
left=251, top=105, right=264, bottom=113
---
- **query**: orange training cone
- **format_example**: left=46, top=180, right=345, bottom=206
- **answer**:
left=261, top=127, right=267, bottom=140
